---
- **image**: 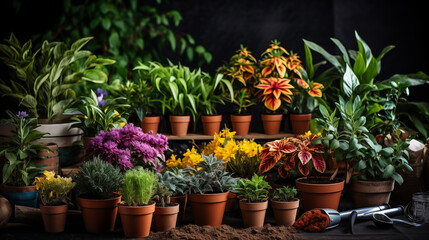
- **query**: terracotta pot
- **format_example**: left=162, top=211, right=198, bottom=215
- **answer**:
left=230, top=114, right=252, bottom=136
left=170, top=194, right=188, bottom=223
left=169, top=115, right=190, bottom=136
left=118, top=202, right=155, bottom=238
left=295, top=177, right=344, bottom=212
left=35, top=143, right=59, bottom=174
left=225, top=191, right=239, bottom=212
left=188, top=191, right=229, bottom=226
left=140, top=116, right=161, bottom=135
left=261, top=114, right=283, bottom=135
left=201, top=115, right=222, bottom=136
left=0, top=184, right=38, bottom=208
left=77, top=195, right=121, bottom=233
left=40, top=204, right=68, bottom=232
left=154, top=203, right=179, bottom=231
left=270, top=198, right=299, bottom=226
left=350, top=179, right=395, bottom=208
left=289, top=113, right=312, bottom=135
left=239, top=200, right=268, bottom=227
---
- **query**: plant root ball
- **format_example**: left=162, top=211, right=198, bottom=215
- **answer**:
left=0, top=195, right=12, bottom=228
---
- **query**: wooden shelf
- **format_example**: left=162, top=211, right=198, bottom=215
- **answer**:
left=164, top=132, right=295, bottom=141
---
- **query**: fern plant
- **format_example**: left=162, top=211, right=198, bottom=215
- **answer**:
left=184, top=154, right=238, bottom=194
left=74, top=156, right=123, bottom=199
left=122, top=168, right=158, bottom=206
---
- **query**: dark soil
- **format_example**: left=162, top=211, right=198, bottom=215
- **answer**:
left=297, top=177, right=343, bottom=184
left=147, top=224, right=301, bottom=240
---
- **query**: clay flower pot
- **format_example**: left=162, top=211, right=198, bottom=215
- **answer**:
left=77, top=195, right=121, bottom=233
left=270, top=198, right=299, bottom=226
left=239, top=200, right=268, bottom=227
left=170, top=194, right=188, bottom=223
left=35, top=143, right=59, bottom=174
left=225, top=191, right=239, bottom=212
left=261, top=113, right=283, bottom=135
left=350, top=179, right=395, bottom=208
left=188, top=191, right=229, bottom=226
left=230, top=114, right=252, bottom=136
left=0, top=184, right=38, bottom=208
left=140, top=116, right=161, bottom=135
left=154, top=203, right=180, bottom=231
left=289, top=113, right=312, bottom=135
left=169, top=115, right=190, bottom=136
left=201, top=115, right=222, bottom=136
left=295, top=177, right=344, bottom=212
left=39, top=204, right=68, bottom=232
left=118, top=202, right=155, bottom=238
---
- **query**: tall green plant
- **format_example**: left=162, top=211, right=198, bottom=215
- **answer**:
left=0, top=34, right=114, bottom=120
left=34, top=0, right=212, bottom=82
left=122, top=168, right=158, bottom=206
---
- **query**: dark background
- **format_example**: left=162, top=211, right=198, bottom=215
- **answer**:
left=0, top=0, right=428, bottom=129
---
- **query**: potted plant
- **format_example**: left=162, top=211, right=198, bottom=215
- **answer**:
left=231, top=173, right=271, bottom=227
left=118, top=168, right=158, bottom=238
left=270, top=186, right=299, bottom=226
left=256, top=40, right=296, bottom=135
left=139, top=61, right=200, bottom=136
left=74, top=156, right=123, bottom=233
left=258, top=131, right=343, bottom=212
left=69, top=89, right=129, bottom=149
left=157, top=169, right=188, bottom=223
left=87, top=123, right=169, bottom=172
left=152, top=182, right=179, bottom=232
left=0, top=33, right=115, bottom=166
left=217, top=45, right=258, bottom=135
left=184, top=154, right=238, bottom=226
left=34, top=170, right=76, bottom=232
left=0, top=110, right=47, bottom=209
left=197, top=72, right=233, bottom=135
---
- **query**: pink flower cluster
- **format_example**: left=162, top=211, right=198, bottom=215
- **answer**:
left=87, top=123, right=169, bottom=172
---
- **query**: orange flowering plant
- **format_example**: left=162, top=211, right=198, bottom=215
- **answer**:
left=258, top=131, right=330, bottom=178
left=217, top=45, right=258, bottom=114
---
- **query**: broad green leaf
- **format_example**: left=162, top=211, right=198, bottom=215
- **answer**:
left=82, top=69, right=108, bottom=83
left=331, top=37, right=350, bottom=66
left=303, top=39, right=344, bottom=73
left=167, top=31, right=176, bottom=51
left=383, top=164, right=395, bottom=178
left=392, top=172, right=403, bottom=185
left=342, top=65, right=360, bottom=97
left=304, top=43, right=314, bottom=79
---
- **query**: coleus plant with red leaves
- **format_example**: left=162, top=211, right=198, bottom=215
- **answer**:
left=258, top=132, right=330, bottom=178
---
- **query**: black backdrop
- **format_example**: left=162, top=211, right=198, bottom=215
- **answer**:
left=1, top=0, right=428, bottom=123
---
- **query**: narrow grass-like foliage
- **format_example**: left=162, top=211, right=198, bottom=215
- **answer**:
left=122, top=168, right=158, bottom=206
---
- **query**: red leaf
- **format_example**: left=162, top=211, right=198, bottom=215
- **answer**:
left=278, top=164, right=289, bottom=178
left=298, top=162, right=309, bottom=176
left=279, top=141, right=298, bottom=154
left=298, top=150, right=312, bottom=165
left=259, top=150, right=282, bottom=173
left=261, top=66, right=273, bottom=76
left=312, top=154, right=326, bottom=173
left=283, top=153, right=296, bottom=171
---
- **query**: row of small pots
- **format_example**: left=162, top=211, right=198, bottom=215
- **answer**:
left=140, top=113, right=313, bottom=136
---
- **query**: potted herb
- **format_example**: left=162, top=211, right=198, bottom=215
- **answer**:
left=87, top=123, right=169, bottom=172
left=34, top=170, right=75, bottom=232
left=152, top=182, right=179, bottom=232
left=270, top=186, right=299, bottom=226
left=157, top=169, right=188, bottom=222
left=184, top=154, right=238, bottom=226
left=217, top=45, right=258, bottom=135
left=256, top=40, right=295, bottom=135
left=0, top=110, right=47, bottom=208
left=231, top=174, right=271, bottom=227
left=74, top=156, right=123, bottom=233
left=69, top=89, right=129, bottom=148
left=259, top=132, right=343, bottom=212
left=139, top=61, right=200, bottom=136
left=118, top=168, right=158, bottom=238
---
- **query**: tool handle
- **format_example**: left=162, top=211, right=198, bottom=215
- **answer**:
left=340, top=204, right=390, bottom=220
left=349, top=211, right=357, bottom=234
left=357, top=206, right=404, bottom=221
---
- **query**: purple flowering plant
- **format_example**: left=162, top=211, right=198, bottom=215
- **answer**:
left=87, top=123, right=169, bottom=172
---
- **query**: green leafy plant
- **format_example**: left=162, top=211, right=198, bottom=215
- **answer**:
left=121, top=168, right=158, bottom=206
left=74, top=156, right=123, bottom=199
left=153, top=182, right=173, bottom=207
left=197, top=73, right=233, bottom=116
left=69, top=89, right=129, bottom=137
left=35, top=0, right=212, bottom=82
left=184, top=154, right=238, bottom=194
left=34, top=170, right=76, bottom=206
left=0, top=110, right=47, bottom=186
left=0, top=33, right=115, bottom=120
left=231, top=173, right=271, bottom=203
left=157, top=169, right=187, bottom=197
left=272, top=186, right=297, bottom=202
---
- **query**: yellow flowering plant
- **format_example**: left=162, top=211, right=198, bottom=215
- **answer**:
left=34, top=171, right=76, bottom=206
left=166, top=146, right=203, bottom=170
left=203, top=127, right=263, bottom=178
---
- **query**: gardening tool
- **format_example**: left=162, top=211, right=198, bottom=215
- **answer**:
left=373, top=212, right=422, bottom=228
